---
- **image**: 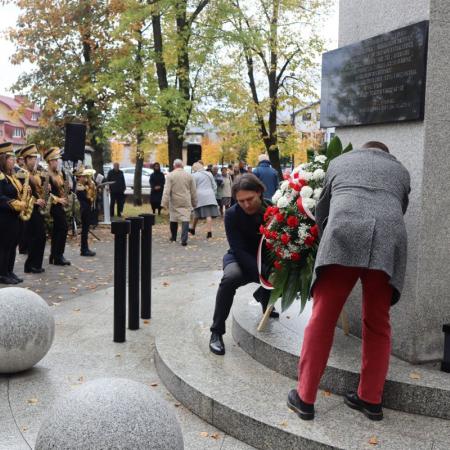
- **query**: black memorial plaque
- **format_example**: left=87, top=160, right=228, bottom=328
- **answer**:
left=320, top=21, right=429, bottom=128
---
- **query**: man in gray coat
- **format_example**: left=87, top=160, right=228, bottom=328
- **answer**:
left=287, top=141, right=410, bottom=422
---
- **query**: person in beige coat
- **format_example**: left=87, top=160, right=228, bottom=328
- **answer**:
left=161, top=159, right=197, bottom=246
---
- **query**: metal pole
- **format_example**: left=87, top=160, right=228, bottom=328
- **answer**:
left=127, top=216, right=143, bottom=330
left=442, top=324, right=450, bottom=372
left=101, top=185, right=111, bottom=225
left=140, top=214, right=155, bottom=319
left=111, top=220, right=130, bottom=342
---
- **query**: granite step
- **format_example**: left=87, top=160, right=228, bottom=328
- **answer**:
left=232, top=294, right=450, bottom=420
left=154, top=281, right=450, bottom=450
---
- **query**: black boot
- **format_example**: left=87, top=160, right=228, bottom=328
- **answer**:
left=53, top=256, right=71, bottom=266
left=9, top=272, right=23, bottom=283
left=287, top=389, right=314, bottom=420
left=254, top=288, right=279, bottom=318
left=209, top=333, right=225, bottom=355
left=0, top=275, right=19, bottom=285
left=81, top=249, right=96, bottom=257
left=24, top=266, right=45, bottom=274
left=206, top=231, right=212, bottom=239
left=344, top=392, right=383, bottom=421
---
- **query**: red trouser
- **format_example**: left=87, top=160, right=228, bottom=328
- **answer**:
left=298, top=265, right=393, bottom=405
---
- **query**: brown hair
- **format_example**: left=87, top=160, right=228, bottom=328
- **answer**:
left=231, top=173, right=266, bottom=199
left=362, top=141, right=390, bottom=153
left=0, top=154, right=13, bottom=175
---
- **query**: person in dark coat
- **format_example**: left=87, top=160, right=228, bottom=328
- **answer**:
left=209, top=173, right=279, bottom=356
left=253, top=154, right=279, bottom=201
left=149, top=162, right=165, bottom=215
left=0, top=142, right=25, bottom=284
left=75, top=167, right=96, bottom=257
left=287, top=141, right=411, bottom=422
left=106, top=162, right=126, bottom=217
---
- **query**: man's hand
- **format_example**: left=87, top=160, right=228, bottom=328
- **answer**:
left=36, top=199, right=46, bottom=208
left=58, top=197, right=68, bottom=207
left=154, top=186, right=161, bottom=190
left=10, top=200, right=27, bottom=212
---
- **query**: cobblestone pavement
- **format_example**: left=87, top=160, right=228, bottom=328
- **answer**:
left=13, top=218, right=226, bottom=305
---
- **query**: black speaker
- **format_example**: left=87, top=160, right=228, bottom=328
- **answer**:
left=187, top=144, right=202, bottom=166
left=63, top=123, right=86, bottom=162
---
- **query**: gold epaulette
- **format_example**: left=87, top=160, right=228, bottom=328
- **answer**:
left=15, top=169, right=27, bottom=180
left=0, top=172, right=4, bottom=181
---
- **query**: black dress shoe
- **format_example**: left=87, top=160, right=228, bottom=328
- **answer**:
left=254, top=289, right=280, bottom=318
left=287, top=389, right=315, bottom=420
left=206, top=232, right=212, bottom=239
left=344, top=392, right=383, bottom=421
left=181, top=242, right=187, bottom=247
left=81, top=249, right=96, bottom=257
left=53, top=257, right=71, bottom=266
left=9, top=272, right=23, bottom=283
left=24, top=267, right=45, bottom=274
left=0, top=275, right=19, bottom=285
left=189, top=228, right=195, bottom=235
left=209, top=333, right=225, bottom=355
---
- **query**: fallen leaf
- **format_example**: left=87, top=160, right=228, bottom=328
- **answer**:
left=199, top=432, right=209, bottom=438
left=210, top=432, right=220, bottom=440
left=27, top=398, right=38, bottom=405
left=115, top=353, right=121, bottom=358
left=70, top=287, right=78, bottom=293
left=174, top=402, right=181, bottom=407
left=410, top=372, right=421, bottom=380
left=20, top=426, right=28, bottom=432
left=150, top=382, right=158, bottom=387
left=279, top=420, right=288, bottom=427
left=286, top=316, right=291, bottom=319
left=162, top=281, right=170, bottom=287
left=368, top=436, right=378, bottom=446
left=143, top=320, right=150, bottom=324
left=52, top=302, right=61, bottom=306
left=322, top=390, right=332, bottom=397
left=73, top=307, right=80, bottom=312
left=57, top=296, right=63, bottom=299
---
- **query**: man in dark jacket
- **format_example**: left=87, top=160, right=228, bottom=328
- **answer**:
left=209, top=173, right=279, bottom=356
left=106, top=163, right=126, bottom=217
left=253, top=154, right=279, bottom=200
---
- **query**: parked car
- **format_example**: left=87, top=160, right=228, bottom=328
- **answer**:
left=121, top=166, right=153, bottom=194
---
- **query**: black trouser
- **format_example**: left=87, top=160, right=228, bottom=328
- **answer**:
left=150, top=201, right=162, bottom=215
left=110, top=193, right=125, bottom=217
left=80, top=207, right=91, bottom=252
left=25, top=206, right=46, bottom=270
left=0, top=213, right=20, bottom=276
left=50, top=204, right=68, bottom=259
left=170, top=221, right=189, bottom=244
left=210, top=262, right=270, bottom=335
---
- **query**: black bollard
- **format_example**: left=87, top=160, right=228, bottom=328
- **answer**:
left=441, top=324, right=450, bottom=372
left=127, top=216, right=144, bottom=330
left=140, top=214, right=155, bottom=320
left=111, top=220, right=130, bottom=343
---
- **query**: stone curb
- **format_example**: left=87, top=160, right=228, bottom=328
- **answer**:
left=232, top=300, right=450, bottom=420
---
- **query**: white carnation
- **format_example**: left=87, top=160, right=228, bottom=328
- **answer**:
left=314, top=155, right=327, bottom=164
left=312, top=168, right=325, bottom=181
left=313, top=188, right=323, bottom=200
left=272, top=190, right=282, bottom=203
left=300, top=186, right=313, bottom=198
left=280, top=180, right=289, bottom=192
left=303, top=197, right=316, bottom=210
left=277, top=196, right=289, bottom=208
left=298, top=170, right=313, bottom=181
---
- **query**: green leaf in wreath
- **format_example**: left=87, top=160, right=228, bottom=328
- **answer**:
left=342, top=142, right=353, bottom=154
left=281, top=268, right=302, bottom=312
left=326, top=136, right=343, bottom=162
left=269, top=266, right=289, bottom=305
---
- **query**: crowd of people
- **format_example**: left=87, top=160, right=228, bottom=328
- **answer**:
left=0, top=142, right=97, bottom=285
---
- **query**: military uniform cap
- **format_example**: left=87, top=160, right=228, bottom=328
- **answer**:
left=0, top=142, right=15, bottom=157
left=43, top=146, right=62, bottom=162
left=18, top=144, right=39, bottom=159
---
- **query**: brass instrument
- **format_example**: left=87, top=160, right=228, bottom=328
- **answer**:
left=19, top=170, right=35, bottom=222
left=41, top=171, right=53, bottom=216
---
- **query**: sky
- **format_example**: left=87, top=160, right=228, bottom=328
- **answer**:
left=0, top=2, right=339, bottom=98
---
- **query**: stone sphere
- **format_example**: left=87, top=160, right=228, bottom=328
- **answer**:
left=0, top=287, right=55, bottom=373
left=35, top=378, right=184, bottom=450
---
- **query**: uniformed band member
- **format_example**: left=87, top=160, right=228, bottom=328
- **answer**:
left=0, top=142, right=25, bottom=284
left=18, top=144, right=47, bottom=273
left=44, top=147, right=71, bottom=266
left=16, top=149, right=28, bottom=254
left=75, top=166, right=96, bottom=257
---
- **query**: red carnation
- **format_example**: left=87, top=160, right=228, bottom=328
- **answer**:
left=270, top=231, right=278, bottom=240
left=275, top=247, right=283, bottom=258
left=283, top=173, right=290, bottom=180
left=289, top=181, right=301, bottom=192
left=304, top=235, right=315, bottom=247
left=310, top=224, right=319, bottom=237
left=275, top=213, right=285, bottom=223
left=274, top=260, right=283, bottom=270
left=291, top=252, right=301, bottom=261
left=287, top=216, right=299, bottom=228
left=265, top=241, right=274, bottom=250
left=296, top=197, right=306, bottom=215
left=293, top=172, right=299, bottom=179
left=259, top=225, right=265, bottom=235
left=281, top=233, right=290, bottom=245
left=298, top=179, right=308, bottom=188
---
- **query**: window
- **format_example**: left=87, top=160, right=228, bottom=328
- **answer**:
left=31, top=112, right=39, bottom=121
left=12, top=128, right=23, bottom=138
left=302, top=112, right=312, bottom=121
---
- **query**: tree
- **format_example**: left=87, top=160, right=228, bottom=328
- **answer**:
left=7, top=0, right=120, bottom=173
left=149, top=0, right=221, bottom=167
left=214, top=0, right=328, bottom=176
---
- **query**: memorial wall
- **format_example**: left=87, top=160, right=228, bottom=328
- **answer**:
left=327, top=0, right=450, bottom=363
